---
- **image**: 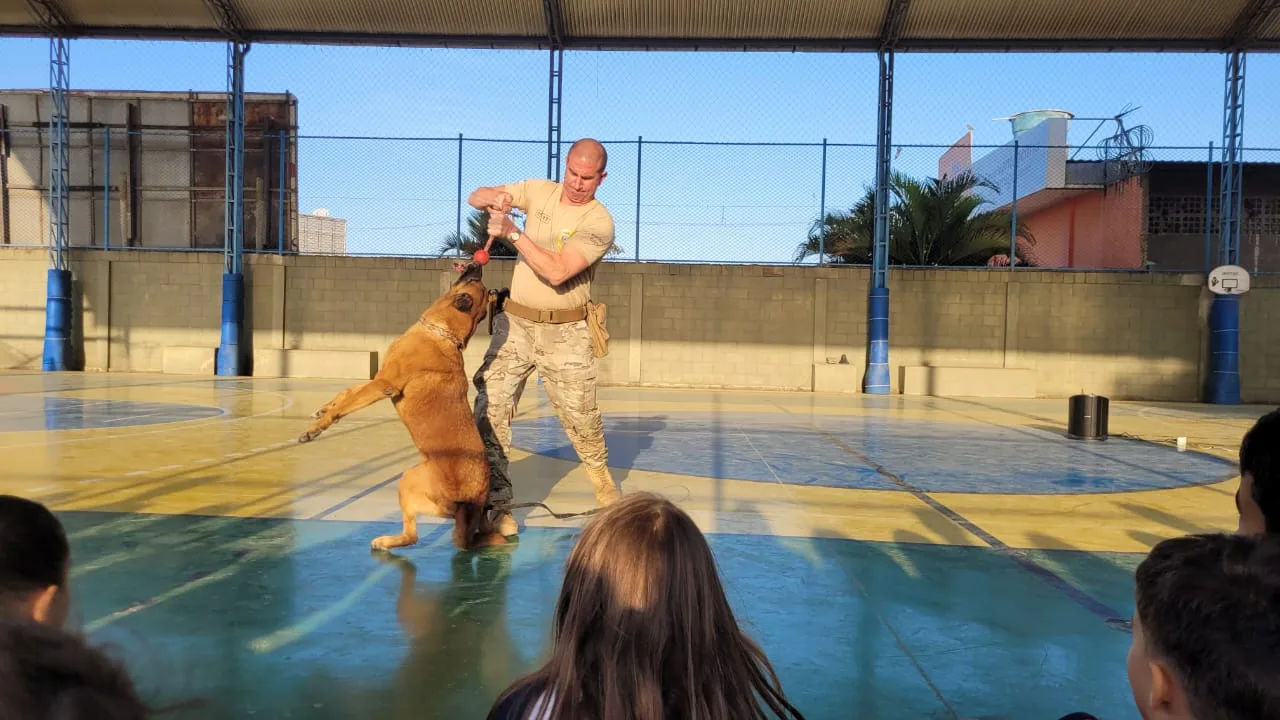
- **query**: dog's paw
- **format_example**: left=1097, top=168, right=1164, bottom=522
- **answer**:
left=370, top=536, right=395, bottom=551
left=298, top=430, right=319, bottom=444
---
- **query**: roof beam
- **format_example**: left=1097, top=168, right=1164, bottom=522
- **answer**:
left=542, top=0, right=565, bottom=48
left=0, top=25, right=1277, bottom=53
left=202, top=0, right=250, bottom=44
left=23, top=0, right=73, bottom=35
left=879, top=0, right=911, bottom=49
left=1223, top=0, right=1280, bottom=49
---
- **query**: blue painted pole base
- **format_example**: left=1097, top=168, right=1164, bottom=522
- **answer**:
left=1206, top=294, right=1240, bottom=405
left=863, top=286, right=890, bottom=394
left=41, top=268, right=74, bottom=371
left=216, top=272, right=246, bottom=376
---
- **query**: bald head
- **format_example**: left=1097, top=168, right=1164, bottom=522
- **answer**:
left=568, top=138, right=608, bottom=173
left=561, top=138, right=609, bottom=206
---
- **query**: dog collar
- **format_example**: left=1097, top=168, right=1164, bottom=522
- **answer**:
left=419, top=320, right=465, bottom=350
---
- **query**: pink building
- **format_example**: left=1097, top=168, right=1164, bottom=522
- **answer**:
left=937, top=113, right=1279, bottom=273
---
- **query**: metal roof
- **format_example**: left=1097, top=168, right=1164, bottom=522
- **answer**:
left=1, top=0, right=1278, bottom=51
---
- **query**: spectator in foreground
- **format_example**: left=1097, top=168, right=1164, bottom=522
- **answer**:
left=0, top=618, right=150, bottom=719
left=1235, top=408, right=1280, bottom=536
left=1127, top=532, right=1280, bottom=719
left=0, top=494, right=72, bottom=627
left=487, top=491, right=806, bottom=720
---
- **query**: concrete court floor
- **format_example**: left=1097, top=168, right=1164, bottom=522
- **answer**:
left=0, top=369, right=1264, bottom=720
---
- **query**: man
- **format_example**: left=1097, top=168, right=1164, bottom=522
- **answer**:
left=466, top=138, right=621, bottom=537
left=1126, top=532, right=1280, bottom=719
left=1234, top=408, right=1280, bottom=536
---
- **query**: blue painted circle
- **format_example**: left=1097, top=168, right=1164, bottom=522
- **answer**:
left=510, top=411, right=1237, bottom=495
left=0, top=396, right=225, bottom=432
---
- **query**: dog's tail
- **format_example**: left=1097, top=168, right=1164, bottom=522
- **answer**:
left=453, top=502, right=507, bottom=550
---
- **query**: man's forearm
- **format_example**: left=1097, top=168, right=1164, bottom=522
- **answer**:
left=467, top=186, right=511, bottom=211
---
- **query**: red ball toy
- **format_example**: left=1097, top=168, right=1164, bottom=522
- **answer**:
left=473, top=249, right=490, bottom=265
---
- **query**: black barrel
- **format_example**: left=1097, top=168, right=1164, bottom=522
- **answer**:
left=1067, top=394, right=1109, bottom=440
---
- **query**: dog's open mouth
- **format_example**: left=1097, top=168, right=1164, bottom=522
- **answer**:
left=451, top=261, right=484, bottom=281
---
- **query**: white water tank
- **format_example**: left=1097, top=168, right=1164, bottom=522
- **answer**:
left=1011, top=109, right=1073, bottom=137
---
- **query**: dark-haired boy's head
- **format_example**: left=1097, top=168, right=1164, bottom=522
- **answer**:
left=1127, top=532, right=1280, bottom=719
left=1237, top=409, right=1280, bottom=535
left=0, top=495, right=71, bottom=626
left=0, top=619, right=148, bottom=719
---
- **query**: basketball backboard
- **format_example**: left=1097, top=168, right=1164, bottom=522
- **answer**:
left=1208, top=265, right=1251, bottom=295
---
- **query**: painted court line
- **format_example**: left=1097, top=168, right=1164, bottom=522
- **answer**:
left=0, top=397, right=119, bottom=417
left=837, top=546, right=959, bottom=719
left=740, top=432, right=784, bottom=483
left=771, top=404, right=1126, bottom=626
left=246, top=526, right=453, bottom=654
left=0, top=387, right=294, bottom=450
left=82, top=541, right=293, bottom=634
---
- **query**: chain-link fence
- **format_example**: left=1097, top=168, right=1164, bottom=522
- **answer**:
left=5, top=126, right=1279, bottom=272
left=1, top=124, right=295, bottom=254
left=2, top=42, right=1278, bottom=273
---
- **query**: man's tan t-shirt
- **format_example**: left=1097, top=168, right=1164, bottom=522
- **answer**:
left=501, top=178, right=614, bottom=311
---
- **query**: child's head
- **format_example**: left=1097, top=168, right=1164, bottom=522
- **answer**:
left=495, top=492, right=803, bottom=719
left=1236, top=408, right=1280, bottom=535
left=1127, top=532, right=1280, bottom=720
left=0, top=619, right=148, bottom=719
left=0, top=495, right=71, bottom=627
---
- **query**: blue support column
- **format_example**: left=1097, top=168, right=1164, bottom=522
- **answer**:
left=864, top=49, right=894, bottom=395
left=1207, top=50, right=1246, bottom=405
left=276, top=128, right=287, bottom=254
left=42, top=35, right=74, bottom=372
left=455, top=132, right=463, bottom=255
left=1203, top=142, right=1213, bottom=273
left=1208, top=294, right=1241, bottom=404
left=635, top=135, right=642, bottom=260
left=819, top=137, right=828, bottom=264
left=546, top=47, right=564, bottom=181
left=217, top=40, right=249, bottom=377
left=1009, top=140, right=1020, bottom=267
left=1217, top=51, right=1245, bottom=269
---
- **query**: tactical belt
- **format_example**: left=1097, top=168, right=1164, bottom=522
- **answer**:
left=502, top=298, right=587, bottom=324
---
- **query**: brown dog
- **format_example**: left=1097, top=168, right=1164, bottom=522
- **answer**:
left=297, top=261, right=505, bottom=552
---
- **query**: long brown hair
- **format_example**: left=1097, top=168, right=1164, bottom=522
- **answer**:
left=489, top=492, right=806, bottom=720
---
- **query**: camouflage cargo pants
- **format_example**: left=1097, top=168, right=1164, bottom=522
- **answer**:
left=472, top=312, right=608, bottom=506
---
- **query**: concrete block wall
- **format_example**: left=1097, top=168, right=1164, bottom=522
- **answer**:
left=1241, top=280, right=1280, bottom=401
left=1, top=246, right=1276, bottom=403
left=0, top=252, right=47, bottom=369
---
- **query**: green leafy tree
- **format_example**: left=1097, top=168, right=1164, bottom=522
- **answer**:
left=795, top=170, right=1036, bottom=267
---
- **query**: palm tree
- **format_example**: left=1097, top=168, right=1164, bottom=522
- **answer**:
left=795, top=170, right=1037, bottom=267
left=439, top=208, right=626, bottom=258
left=795, top=187, right=876, bottom=265
left=438, top=209, right=518, bottom=258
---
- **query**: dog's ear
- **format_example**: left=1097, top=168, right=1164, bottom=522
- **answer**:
left=452, top=293, right=475, bottom=313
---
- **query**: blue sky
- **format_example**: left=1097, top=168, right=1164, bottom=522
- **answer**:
left=3, top=38, right=1278, bottom=263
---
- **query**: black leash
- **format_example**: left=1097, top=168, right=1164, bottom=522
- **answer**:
left=486, top=500, right=601, bottom=520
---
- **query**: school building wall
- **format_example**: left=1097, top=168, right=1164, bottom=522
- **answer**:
left=1, top=246, right=1277, bottom=404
